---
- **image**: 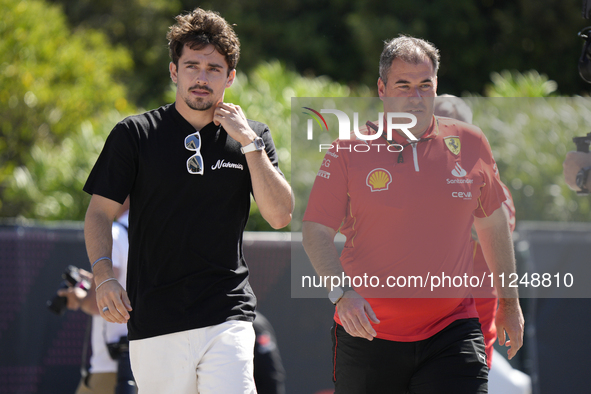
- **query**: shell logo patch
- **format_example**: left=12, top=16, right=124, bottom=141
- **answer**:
left=444, top=136, right=461, bottom=155
left=366, top=168, right=392, bottom=192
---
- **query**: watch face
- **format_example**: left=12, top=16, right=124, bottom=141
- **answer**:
left=328, top=287, right=344, bottom=304
left=254, top=137, right=265, bottom=150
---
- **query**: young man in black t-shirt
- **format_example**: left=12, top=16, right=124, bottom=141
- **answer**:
left=83, top=8, right=292, bottom=394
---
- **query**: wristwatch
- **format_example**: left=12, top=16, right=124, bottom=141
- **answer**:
left=328, top=286, right=353, bottom=305
left=240, top=136, right=265, bottom=154
left=576, top=165, right=591, bottom=195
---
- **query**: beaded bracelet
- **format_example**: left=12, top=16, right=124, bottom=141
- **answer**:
left=95, top=277, right=117, bottom=291
left=92, top=257, right=112, bottom=270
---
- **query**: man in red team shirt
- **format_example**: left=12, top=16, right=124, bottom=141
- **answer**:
left=434, top=96, right=531, bottom=393
left=302, top=36, right=524, bottom=393
left=433, top=95, right=517, bottom=369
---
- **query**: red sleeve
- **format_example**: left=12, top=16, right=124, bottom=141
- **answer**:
left=303, top=141, right=350, bottom=231
left=474, top=133, right=505, bottom=218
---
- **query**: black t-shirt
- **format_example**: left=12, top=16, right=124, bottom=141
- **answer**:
left=84, top=103, right=283, bottom=340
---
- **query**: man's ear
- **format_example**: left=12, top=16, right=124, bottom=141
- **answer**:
left=377, top=77, right=386, bottom=99
left=169, top=62, right=178, bottom=84
left=226, top=69, right=236, bottom=88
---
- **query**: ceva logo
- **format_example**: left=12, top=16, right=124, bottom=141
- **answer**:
left=303, top=107, right=418, bottom=141
left=452, top=191, right=472, bottom=199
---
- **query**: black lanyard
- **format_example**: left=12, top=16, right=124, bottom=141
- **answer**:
left=365, top=120, right=434, bottom=163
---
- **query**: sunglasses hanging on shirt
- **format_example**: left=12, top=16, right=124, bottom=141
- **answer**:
left=185, top=131, right=204, bottom=175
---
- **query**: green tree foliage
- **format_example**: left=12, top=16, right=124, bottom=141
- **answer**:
left=474, top=71, right=591, bottom=222
left=7, top=112, right=125, bottom=220
left=190, top=0, right=590, bottom=97
left=471, top=96, right=591, bottom=222
left=46, top=0, right=179, bottom=109
left=4, top=0, right=590, bottom=228
left=50, top=0, right=591, bottom=108
left=485, top=70, right=558, bottom=97
left=0, top=0, right=134, bottom=219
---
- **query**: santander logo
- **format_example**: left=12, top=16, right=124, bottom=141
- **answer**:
left=451, top=163, right=467, bottom=177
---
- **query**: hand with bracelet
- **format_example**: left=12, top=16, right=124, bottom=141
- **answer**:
left=92, top=256, right=132, bottom=324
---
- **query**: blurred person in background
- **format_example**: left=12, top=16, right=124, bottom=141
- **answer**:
left=434, top=95, right=531, bottom=394
left=59, top=198, right=136, bottom=394
left=253, top=312, right=286, bottom=394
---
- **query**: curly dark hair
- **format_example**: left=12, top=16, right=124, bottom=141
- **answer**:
left=167, top=8, right=240, bottom=73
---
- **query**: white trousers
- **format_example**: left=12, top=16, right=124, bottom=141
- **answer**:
left=489, top=349, right=532, bottom=394
left=129, top=320, right=257, bottom=394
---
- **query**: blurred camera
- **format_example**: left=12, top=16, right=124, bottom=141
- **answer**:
left=46, top=265, right=91, bottom=315
left=573, top=132, right=591, bottom=153
left=107, top=336, right=130, bottom=360
left=107, top=336, right=138, bottom=394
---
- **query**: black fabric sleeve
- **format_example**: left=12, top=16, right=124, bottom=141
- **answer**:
left=83, top=120, right=139, bottom=204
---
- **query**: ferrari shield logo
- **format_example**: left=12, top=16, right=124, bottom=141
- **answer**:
left=444, top=136, right=461, bottom=155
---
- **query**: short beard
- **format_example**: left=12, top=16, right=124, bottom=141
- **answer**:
left=185, top=97, right=213, bottom=111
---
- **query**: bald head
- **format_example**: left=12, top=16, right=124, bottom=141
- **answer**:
left=433, top=94, right=473, bottom=124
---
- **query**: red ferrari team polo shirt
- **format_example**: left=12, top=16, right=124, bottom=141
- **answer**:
left=303, top=115, right=506, bottom=342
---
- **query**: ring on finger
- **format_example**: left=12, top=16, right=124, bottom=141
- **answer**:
left=102, top=306, right=109, bottom=313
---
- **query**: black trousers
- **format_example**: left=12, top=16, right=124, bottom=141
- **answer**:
left=331, top=318, right=488, bottom=394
